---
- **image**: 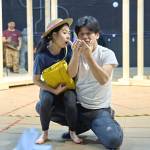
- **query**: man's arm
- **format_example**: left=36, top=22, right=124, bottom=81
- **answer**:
left=85, top=54, right=115, bottom=85
left=2, top=36, right=7, bottom=43
left=2, top=31, right=8, bottom=43
left=17, top=37, right=22, bottom=50
left=2, top=31, right=7, bottom=43
left=81, top=40, right=115, bottom=85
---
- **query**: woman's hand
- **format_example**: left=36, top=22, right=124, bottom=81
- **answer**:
left=72, top=39, right=83, bottom=56
left=53, top=84, right=67, bottom=95
left=72, top=40, right=94, bottom=59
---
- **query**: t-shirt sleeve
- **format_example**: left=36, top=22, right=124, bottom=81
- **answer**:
left=3, top=31, right=7, bottom=37
left=102, top=49, right=118, bottom=67
left=17, top=30, right=21, bottom=37
left=33, top=54, right=44, bottom=75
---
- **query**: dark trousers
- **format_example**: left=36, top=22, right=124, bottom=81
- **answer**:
left=36, top=101, right=123, bottom=149
left=38, top=89, right=78, bottom=131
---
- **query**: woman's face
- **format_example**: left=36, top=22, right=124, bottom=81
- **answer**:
left=53, top=25, right=70, bottom=48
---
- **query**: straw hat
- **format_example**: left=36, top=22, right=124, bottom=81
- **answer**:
left=42, top=18, right=73, bottom=38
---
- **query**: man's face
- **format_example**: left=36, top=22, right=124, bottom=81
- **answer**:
left=77, top=27, right=99, bottom=45
left=8, top=22, right=15, bottom=30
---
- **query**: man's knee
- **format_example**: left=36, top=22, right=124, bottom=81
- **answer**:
left=93, top=124, right=123, bottom=149
left=104, top=132, right=123, bottom=149
left=91, top=110, right=123, bottom=149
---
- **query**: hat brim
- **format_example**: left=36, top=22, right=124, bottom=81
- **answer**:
left=42, top=18, right=73, bottom=38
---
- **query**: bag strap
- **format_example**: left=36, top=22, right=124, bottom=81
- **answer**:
left=63, top=41, right=73, bottom=60
left=62, top=46, right=68, bottom=60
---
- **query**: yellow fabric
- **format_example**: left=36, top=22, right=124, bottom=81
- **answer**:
left=42, top=60, right=75, bottom=89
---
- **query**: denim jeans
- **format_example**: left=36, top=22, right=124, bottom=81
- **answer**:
left=36, top=98, right=123, bottom=149
left=37, top=89, right=77, bottom=131
left=90, top=109, right=123, bottom=149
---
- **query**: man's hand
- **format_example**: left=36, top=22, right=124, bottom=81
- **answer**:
left=80, top=40, right=94, bottom=59
left=17, top=46, right=21, bottom=51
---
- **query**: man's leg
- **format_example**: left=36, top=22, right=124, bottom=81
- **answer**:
left=61, top=117, right=90, bottom=139
left=5, top=48, right=13, bottom=69
left=13, top=50, right=19, bottom=73
left=91, top=109, right=123, bottom=149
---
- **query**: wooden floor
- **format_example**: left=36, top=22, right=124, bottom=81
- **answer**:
left=0, top=85, right=150, bottom=150
left=0, top=84, right=150, bottom=117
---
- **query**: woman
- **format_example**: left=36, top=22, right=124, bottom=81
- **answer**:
left=33, top=18, right=82, bottom=144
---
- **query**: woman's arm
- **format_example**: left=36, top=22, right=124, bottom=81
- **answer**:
left=67, top=40, right=82, bottom=78
left=33, top=75, right=67, bottom=95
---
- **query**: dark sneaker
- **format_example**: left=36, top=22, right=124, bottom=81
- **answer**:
left=62, top=132, right=70, bottom=139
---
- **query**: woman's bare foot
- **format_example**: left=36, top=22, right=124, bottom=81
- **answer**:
left=35, top=131, right=48, bottom=144
left=70, top=131, right=83, bottom=144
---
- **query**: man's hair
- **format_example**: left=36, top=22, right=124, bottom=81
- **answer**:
left=75, top=16, right=100, bottom=35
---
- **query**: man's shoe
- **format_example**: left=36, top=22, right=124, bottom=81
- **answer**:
left=62, top=132, right=70, bottom=139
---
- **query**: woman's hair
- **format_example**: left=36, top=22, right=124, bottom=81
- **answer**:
left=75, top=16, right=100, bottom=36
left=36, top=23, right=69, bottom=54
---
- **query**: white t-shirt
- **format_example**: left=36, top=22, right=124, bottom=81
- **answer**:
left=76, top=45, right=118, bottom=109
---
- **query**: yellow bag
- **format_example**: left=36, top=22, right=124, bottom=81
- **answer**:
left=42, top=48, right=75, bottom=89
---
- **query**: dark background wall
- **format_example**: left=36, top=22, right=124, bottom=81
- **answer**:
left=2, top=0, right=150, bottom=67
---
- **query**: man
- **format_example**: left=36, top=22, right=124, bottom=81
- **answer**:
left=67, top=16, right=123, bottom=149
left=3, top=21, right=22, bottom=73
left=36, top=16, right=123, bottom=149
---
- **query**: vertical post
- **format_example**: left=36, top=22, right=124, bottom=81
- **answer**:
left=27, top=0, right=33, bottom=76
left=137, top=0, right=144, bottom=79
left=45, top=0, right=51, bottom=30
left=122, top=0, right=130, bottom=80
left=118, top=0, right=130, bottom=85
left=51, top=0, right=58, bottom=20
left=0, top=0, right=3, bottom=78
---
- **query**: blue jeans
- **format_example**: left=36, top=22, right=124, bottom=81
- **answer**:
left=37, top=89, right=78, bottom=131
left=74, top=105, right=123, bottom=149
left=91, top=109, right=123, bottom=149
left=36, top=100, right=123, bottom=149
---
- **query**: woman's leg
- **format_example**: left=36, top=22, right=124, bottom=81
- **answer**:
left=63, top=90, right=77, bottom=130
left=36, top=90, right=55, bottom=144
left=63, top=90, right=82, bottom=143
